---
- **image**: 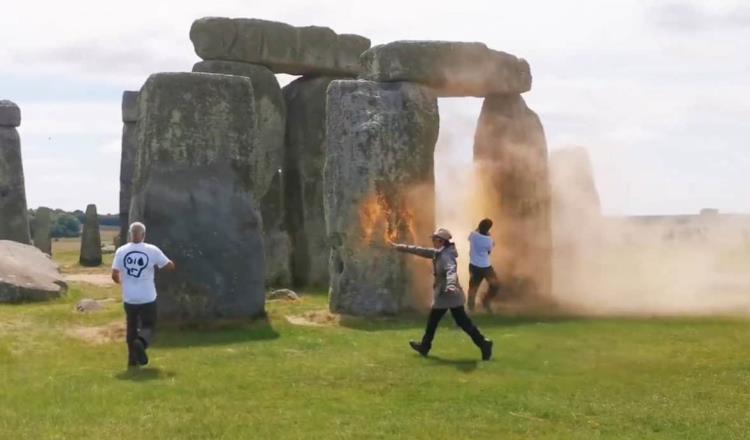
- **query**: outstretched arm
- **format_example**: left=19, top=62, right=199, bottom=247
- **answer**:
left=389, top=242, right=436, bottom=259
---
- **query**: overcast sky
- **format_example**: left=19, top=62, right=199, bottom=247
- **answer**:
left=1, top=0, right=748, bottom=215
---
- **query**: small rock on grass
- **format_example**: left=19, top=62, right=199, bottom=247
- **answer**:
left=268, top=289, right=300, bottom=301
left=76, top=298, right=105, bottom=313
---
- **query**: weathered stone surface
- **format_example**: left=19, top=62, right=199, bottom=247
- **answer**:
left=121, top=90, right=139, bottom=123
left=190, top=17, right=370, bottom=76
left=325, top=80, right=439, bottom=315
left=0, top=127, right=31, bottom=244
left=32, top=207, right=52, bottom=255
left=119, top=122, right=136, bottom=245
left=119, top=91, right=139, bottom=246
left=0, top=240, right=67, bottom=302
left=193, top=61, right=290, bottom=285
left=473, top=94, right=551, bottom=300
left=360, top=41, right=531, bottom=97
left=0, top=100, right=21, bottom=127
left=283, top=76, right=341, bottom=287
left=79, top=204, right=102, bottom=267
left=192, top=62, right=284, bottom=170
left=130, top=72, right=266, bottom=321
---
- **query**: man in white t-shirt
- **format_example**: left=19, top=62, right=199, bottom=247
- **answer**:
left=112, top=222, right=175, bottom=368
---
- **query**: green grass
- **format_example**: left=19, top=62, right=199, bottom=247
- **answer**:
left=52, top=231, right=116, bottom=273
left=1, top=240, right=750, bottom=439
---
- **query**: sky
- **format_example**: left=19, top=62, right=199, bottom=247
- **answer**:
left=1, top=0, right=748, bottom=215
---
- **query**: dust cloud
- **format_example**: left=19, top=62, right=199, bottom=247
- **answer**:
left=434, top=99, right=750, bottom=317
left=550, top=146, right=750, bottom=316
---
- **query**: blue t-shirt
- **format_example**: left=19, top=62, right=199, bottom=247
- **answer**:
left=468, top=231, right=494, bottom=268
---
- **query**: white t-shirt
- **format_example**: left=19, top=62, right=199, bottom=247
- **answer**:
left=112, top=242, right=171, bottom=304
left=468, top=231, right=494, bottom=268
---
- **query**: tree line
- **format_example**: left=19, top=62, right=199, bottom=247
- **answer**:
left=27, top=209, right=120, bottom=238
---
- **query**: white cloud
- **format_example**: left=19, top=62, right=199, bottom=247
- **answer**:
left=99, top=138, right=122, bottom=156
left=651, top=1, right=750, bottom=32
left=17, top=102, right=120, bottom=136
left=1, top=0, right=748, bottom=215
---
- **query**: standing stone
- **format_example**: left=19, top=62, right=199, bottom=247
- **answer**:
left=79, top=204, right=102, bottom=267
left=0, top=100, right=22, bottom=127
left=119, top=90, right=139, bottom=245
left=360, top=41, right=531, bottom=97
left=193, top=60, right=290, bottom=286
left=550, top=147, right=601, bottom=227
left=473, top=94, right=552, bottom=301
left=550, top=147, right=602, bottom=297
left=325, top=80, right=439, bottom=315
left=190, top=17, right=371, bottom=76
left=0, top=100, right=31, bottom=244
left=283, top=76, right=342, bottom=288
left=130, top=72, right=266, bottom=321
left=32, top=206, right=52, bottom=255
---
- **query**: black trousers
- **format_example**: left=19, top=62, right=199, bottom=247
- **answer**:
left=421, top=306, right=486, bottom=349
left=124, top=301, right=157, bottom=365
left=467, top=264, right=500, bottom=309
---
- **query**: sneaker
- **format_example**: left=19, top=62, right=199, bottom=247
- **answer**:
left=133, top=338, right=149, bottom=366
left=409, top=340, right=429, bottom=357
left=480, top=339, right=493, bottom=361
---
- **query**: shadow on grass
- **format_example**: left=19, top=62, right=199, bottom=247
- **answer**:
left=424, top=355, right=479, bottom=373
left=115, top=367, right=176, bottom=382
left=155, top=316, right=280, bottom=348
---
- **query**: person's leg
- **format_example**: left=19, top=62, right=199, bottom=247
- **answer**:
left=450, top=306, right=493, bottom=360
left=421, top=308, right=448, bottom=348
left=138, top=301, right=157, bottom=349
left=485, top=266, right=501, bottom=299
left=449, top=306, right=486, bottom=346
left=410, top=308, right=447, bottom=356
left=123, top=303, right=139, bottom=367
left=467, top=264, right=481, bottom=311
left=128, top=302, right=153, bottom=366
left=480, top=266, right=500, bottom=313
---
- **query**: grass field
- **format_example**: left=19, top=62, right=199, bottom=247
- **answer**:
left=1, top=239, right=750, bottom=439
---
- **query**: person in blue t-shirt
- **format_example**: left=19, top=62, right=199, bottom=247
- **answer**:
left=467, top=218, right=501, bottom=313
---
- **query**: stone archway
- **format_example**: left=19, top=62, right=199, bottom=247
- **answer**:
left=325, top=41, right=551, bottom=315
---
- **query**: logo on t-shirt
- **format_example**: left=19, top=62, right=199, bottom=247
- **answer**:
left=124, top=251, right=150, bottom=278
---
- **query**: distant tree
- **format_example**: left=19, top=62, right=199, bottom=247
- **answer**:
left=98, top=214, right=120, bottom=227
left=51, top=214, right=81, bottom=238
left=71, top=210, right=86, bottom=224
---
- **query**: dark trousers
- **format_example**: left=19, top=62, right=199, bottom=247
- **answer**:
left=467, top=264, right=500, bottom=309
left=124, top=301, right=157, bottom=365
left=421, top=306, right=486, bottom=349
